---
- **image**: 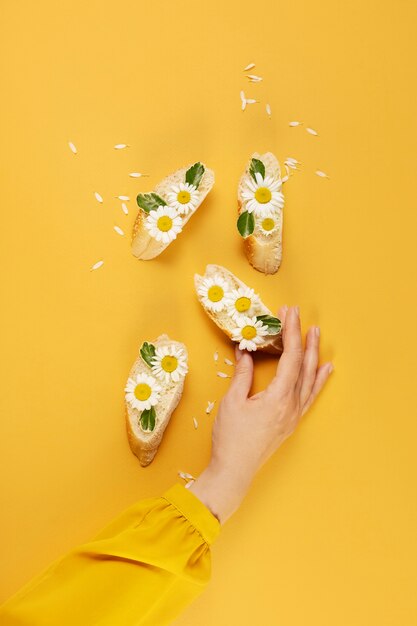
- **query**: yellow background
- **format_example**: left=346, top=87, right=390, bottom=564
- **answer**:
left=1, top=1, right=416, bottom=624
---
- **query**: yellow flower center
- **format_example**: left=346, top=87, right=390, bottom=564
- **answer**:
left=255, top=187, right=272, bottom=204
left=208, top=285, right=224, bottom=302
left=134, top=383, right=152, bottom=401
left=177, top=191, right=191, bottom=204
left=242, top=325, right=257, bottom=340
left=235, top=296, right=251, bottom=312
left=157, top=216, right=173, bottom=232
left=161, top=355, right=178, bottom=373
left=262, top=217, right=275, bottom=231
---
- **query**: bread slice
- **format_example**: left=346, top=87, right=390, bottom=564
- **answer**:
left=131, top=162, right=215, bottom=260
left=238, top=152, right=283, bottom=275
left=194, top=264, right=283, bottom=355
left=125, top=334, right=187, bottom=467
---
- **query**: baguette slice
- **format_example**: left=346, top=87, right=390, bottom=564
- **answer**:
left=132, top=162, right=214, bottom=260
left=125, top=334, right=187, bottom=467
left=194, top=264, right=283, bottom=355
left=238, top=152, right=283, bottom=275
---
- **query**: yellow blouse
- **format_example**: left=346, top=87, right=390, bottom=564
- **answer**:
left=0, top=483, right=220, bottom=625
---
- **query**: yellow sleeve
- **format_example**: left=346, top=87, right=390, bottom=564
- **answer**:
left=0, top=483, right=220, bottom=626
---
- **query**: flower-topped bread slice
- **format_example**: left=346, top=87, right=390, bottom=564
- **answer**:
left=125, top=334, right=188, bottom=467
left=194, top=264, right=283, bottom=355
left=132, top=162, right=215, bottom=260
left=237, top=152, right=284, bottom=275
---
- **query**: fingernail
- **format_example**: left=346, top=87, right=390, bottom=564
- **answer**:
left=294, top=305, right=300, bottom=317
left=235, top=345, right=243, bottom=361
left=283, top=305, right=289, bottom=313
left=327, top=363, right=334, bottom=374
left=315, top=326, right=320, bottom=337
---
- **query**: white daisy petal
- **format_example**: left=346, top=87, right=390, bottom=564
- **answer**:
left=68, top=141, right=77, bottom=154
left=151, top=344, right=188, bottom=384
left=90, top=260, right=104, bottom=271
left=145, top=205, right=183, bottom=243
left=94, top=192, right=103, bottom=203
left=243, top=63, right=255, bottom=71
left=197, top=274, right=231, bottom=312
left=113, top=226, right=124, bottom=236
left=124, top=372, right=161, bottom=415
left=206, top=400, right=215, bottom=414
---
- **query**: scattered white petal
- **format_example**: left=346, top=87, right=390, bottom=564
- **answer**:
left=240, top=90, right=246, bottom=102
left=68, top=141, right=77, bottom=154
left=217, top=372, right=230, bottom=378
left=129, top=172, right=149, bottom=179
left=94, top=192, right=103, bottom=203
left=114, top=226, right=124, bottom=236
left=246, top=74, right=262, bottom=82
left=116, top=195, right=130, bottom=201
left=114, top=144, right=129, bottom=149
left=206, top=401, right=215, bottom=414
left=178, top=471, right=195, bottom=482
left=224, top=358, right=234, bottom=366
left=246, top=99, right=257, bottom=104
left=90, top=260, right=104, bottom=271
left=281, top=175, right=289, bottom=183
left=213, top=350, right=219, bottom=362
left=241, top=100, right=247, bottom=111
left=244, top=63, right=255, bottom=71
left=121, top=202, right=129, bottom=215
left=266, top=103, right=272, bottom=117
left=285, top=157, right=301, bottom=170
left=193, top=417, right=198, bottom=430
left=316, top=170, right=329, bottom=178
left=289, top=121, right=302, bottom=127
left=306, top=127, right=318, bottom=136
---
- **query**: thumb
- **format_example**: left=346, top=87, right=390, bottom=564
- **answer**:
left=227, top=346, right=254, bottom=399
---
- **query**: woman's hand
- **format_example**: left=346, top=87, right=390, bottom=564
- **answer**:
left=188, top=306, right=333, bottom=524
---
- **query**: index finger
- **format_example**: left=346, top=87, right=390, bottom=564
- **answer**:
left=268, top=306, right=304, bottom=394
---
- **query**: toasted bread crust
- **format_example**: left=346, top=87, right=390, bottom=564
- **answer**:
left=125, top=334, right=187, bottom=467
left=131, top=162, right=215, bottom=260
left=238, top=152, right=283, bottom=275
left=194, top=264, right=283, bottom=355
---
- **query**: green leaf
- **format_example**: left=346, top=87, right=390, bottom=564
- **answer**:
left=249, top=158, right=265, bottom=182
left=256, top=315, right=282, bottom=335
left=185, top=162, right=205, bottom=189
left=237, top=210, right=255, bottom=237
left=136, top=192, right=166, bottom=213
left=140, top=406, right=156, bottom=431
left=140, top=342, right=156, bottom=367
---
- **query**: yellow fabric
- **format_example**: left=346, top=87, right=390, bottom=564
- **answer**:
left=0, top=483, right=220, bottom=625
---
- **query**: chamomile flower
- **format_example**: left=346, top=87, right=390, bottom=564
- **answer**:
left=125, top=372, right=161, bottom=412
left=224, top=286, right=260, bottom=321
left=242, top=172, right=284, bottom=217
left=166, top=182, right=200, bottom=215
left=145, top=206, right=182, bottom=243
left=231, top=316, right=269, bottom=351
left=257, top=214, right=280, bottom=236
left=197, top=275, right=230, bottom=312
left=151, top=345, right=188, bottom=383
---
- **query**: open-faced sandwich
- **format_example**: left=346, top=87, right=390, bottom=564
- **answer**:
left=125, top=334, right=188, bottom=467
left=194, top=264, right=283, bottom=355
left=237, top=152, right=284, bottom=275
left=131, top=162, right=214, bottom=260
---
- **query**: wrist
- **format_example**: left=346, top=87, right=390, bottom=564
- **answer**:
left=188, top=461, right=254, bottom=524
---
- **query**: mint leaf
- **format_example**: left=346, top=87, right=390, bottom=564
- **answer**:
left=136, top=193, right=166, bottom=213
left=256, top=315, right=282, bottom=335
left=249, top=158, right=265, bottom=182
left=140, top=342, right=156, bottom=367
left=237, top=210, right=255, bottom=237
left=140, top=406, right=156, bottom=431
left=185, top=162, right=205, bottom=189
